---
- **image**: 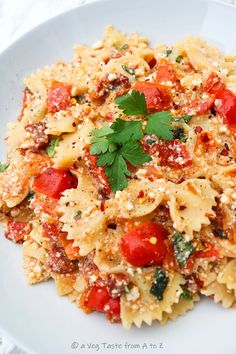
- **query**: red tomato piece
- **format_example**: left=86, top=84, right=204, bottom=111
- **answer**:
left=194, top=131, right=219, bottom=157
left=148, top=57, right=157, bottom=69
left=119, top=221, right=168, bottom=267
left=134, top=81, right=172, bottom=112
left=5, top=220, right=29, bottom=243
left=196, top=242, right=220, bottom=259
left=85, top=147, right=111, bottom=196
left=106, top=297, right=121, bottom=321
left=214, top=88, right=236, bottom=132
left=85, top=286, right=120, bottom=318
left=183, top=95, right=215, bottom=116
left=204, top=72, right=224, bottom=94
left=148, top=140, right=192, bottom=169
left=156, top=59, right=184, bottom=92
left=46, top=81, right=71, bottom=113
left=33, top=167, right=78, bottom=199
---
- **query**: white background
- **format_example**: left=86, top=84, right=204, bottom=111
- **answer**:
left=0, top=0, right=235, bottom=353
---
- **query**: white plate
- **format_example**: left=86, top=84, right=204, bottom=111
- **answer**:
left=0, top=0, right=236, bottom=353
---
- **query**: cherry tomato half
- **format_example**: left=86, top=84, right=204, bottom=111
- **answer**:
left=119, top=221, right=168, bottom=267
left=33, top=167, right=78, bottom=199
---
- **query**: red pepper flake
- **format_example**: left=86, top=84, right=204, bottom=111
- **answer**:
left=194, top=126, right=203, bottom=134
left=100, top=199, right=106, bottom=212
left=137, top=190, right=144, bottom=198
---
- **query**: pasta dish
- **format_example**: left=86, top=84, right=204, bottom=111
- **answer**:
left=1, top=26, right=236, bottom=328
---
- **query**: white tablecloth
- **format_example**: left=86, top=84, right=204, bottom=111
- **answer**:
left=0, top=0, right=235, bottom=352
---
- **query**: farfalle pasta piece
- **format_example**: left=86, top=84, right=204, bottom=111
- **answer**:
left=160, top=294, right=200, bottom=325
left=23, top=239, right=50, bottom=285
left=29, top=221, right=50, bottom=249
left=0, top=162, right=29, bottom=208
left=45, top=110, right=78, bottom=135
left=217, top=259, right=236, bottom=292
left=107, top=178, right=167, bottom=219
left=218, top=240, right=236, bottom=258
left=174, top=36, right=234, bottom=76
left=23, top=256, right=51, bottom=285
left=52, top=273, right=76, bottom=296
left=201, top=281, right=235, bottom=308
left=59, top=173, right=107, bottom=255
left=24, top=61, right=89, bottom=96
left=94, top=226, right=124, bottom=273
left=53, top=119, right=95, bottom=168
left=169, top=178, right=218, bottom=239
left=120, top=270, right=185, bottom=328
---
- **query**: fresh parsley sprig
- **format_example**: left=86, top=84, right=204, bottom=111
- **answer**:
left=90, top=118, right=151, bottom=193
left=90, top=89, right=192, bottom=193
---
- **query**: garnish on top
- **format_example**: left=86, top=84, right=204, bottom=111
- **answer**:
left=90, top=89, right=191, bottom=192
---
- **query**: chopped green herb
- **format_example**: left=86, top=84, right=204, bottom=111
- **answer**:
left=150, top=268, right=169, bottom=301
left=115, top=90, right=147, bottom=116
left=0, top=162, right=9, bottom=173
left=121, top=65, right=135, bottom=76
left=173, top=231, right=195, bottom=267
left=180, top=287, right=193, bottom=300
left=213, top=228, right=227, bottom=239
left=172, top=127, right=187, bottom=142
left=176, top=55, right=183, bottom=63
left=145, top=111, right=174, bottom=140
left=74, top=210, right=82, bottom=220
left=45, top=137, right=60, bottom=158
left=73, top=95, right=84, bottom=103
left=25, top=86, right=31, bottom=92
left=116, top=44, right=129, bottom=50
left=124, top=283, right=132, bottom=293
left=166, top=49, right=172, bottom=57
left=175, top=115, right=192, bottom=124
left=146, top=138, right=156, bottom=145
left=26, top=191, right=35, bottom=201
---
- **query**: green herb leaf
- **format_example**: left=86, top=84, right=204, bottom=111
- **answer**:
left=150, top=268, right=169, bottom=301
left=122, top=65, right=135, bottom=76
left=115, top=90, right=147, bottom=116
left=105, top=153, right=131, bottom=193
left=74, top=210, right=82, bottom=220
left=90, top=136, right=117, bottom=155
left=145, top=111, right=174, bottom=140
left=166, top=49, right=172, bottom=57
left=90, top=125, right=117, bottom=155
left=46, top=137, right=60, bottom=158
left=111, top=118, right=144, bottom=144
left=97, top=151, right=116, bottom=166
left=120, top=141, right=152, bottom=166
left=173, top=231, right=195, bottom=267
left=172, top=127, right=187, bottom=142
left=180, top=287, right=193, bottom=300
left=91, top=126, right=114, bottom=137
left=213, top=228, right=227, bottom=239
left=26, top=191, right=35, bottom=201
left=0, top=162, right=9, bottom=173
left=176, top=55, right=183, bottom=63
left=116, top=44, right=129, bottom=50
left=175, top=115, right=192, bottom=124
left=146, top=138, right=156, bottom=145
